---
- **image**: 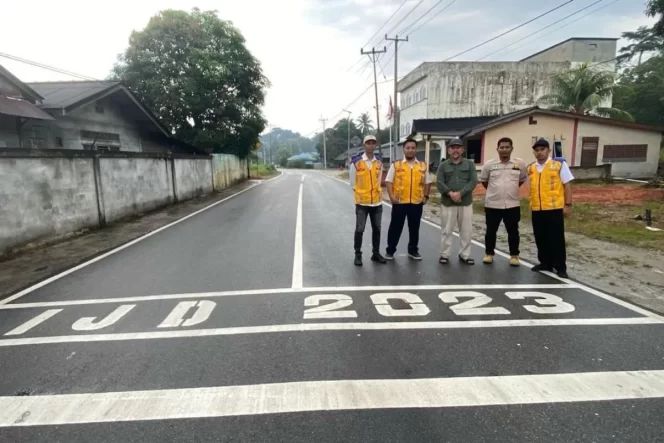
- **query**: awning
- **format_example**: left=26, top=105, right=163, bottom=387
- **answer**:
left=0, top=96, right=54, bottom=120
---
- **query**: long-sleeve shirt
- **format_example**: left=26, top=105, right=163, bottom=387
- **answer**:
left=436, top=158, right=478, bottom=207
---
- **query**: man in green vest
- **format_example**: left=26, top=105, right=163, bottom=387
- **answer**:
left=436, top=138, right=478, bottom=265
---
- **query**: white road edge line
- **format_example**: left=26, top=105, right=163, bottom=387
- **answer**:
left=0, top=318, right=661, bottom=347
left=2, top=369, right=664, bottom=426
left=0, top=172, right=284, bottom=306
left=321, top=172, right=664, bottom=321
left=0, top=284, right=576, bottom=309
left=292, top=183, right=304, bottom=288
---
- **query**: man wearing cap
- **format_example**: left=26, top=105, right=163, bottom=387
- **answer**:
left=436, top=138, right=478, bottom=265
left=479, top=137, right=527, bottom=267
left=349, top=135, right=387, bottom=266
left=527, top=138, right=574, bottom=278
left=385, top=138, right=433, bottom=261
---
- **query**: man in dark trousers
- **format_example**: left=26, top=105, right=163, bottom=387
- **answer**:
left=349, top=135, right=387, bottom=266
left=479, top=137, right=527, bottom=266
left=527, top=138, right=574, bottom=278
left=385, top=138, right=433, bottom=260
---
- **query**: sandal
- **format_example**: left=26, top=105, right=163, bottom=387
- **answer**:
left=459, top=255, right=475, bottom=265
left=439, top=256, right=449, bottom=264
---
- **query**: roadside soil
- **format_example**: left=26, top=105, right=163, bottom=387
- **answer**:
left=0, top=179, right=261, bottom=300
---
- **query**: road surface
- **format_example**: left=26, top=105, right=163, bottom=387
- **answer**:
left=1, top=170, right=663, bottom=442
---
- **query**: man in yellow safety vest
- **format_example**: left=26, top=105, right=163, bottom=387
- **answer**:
left=349, top=135, right=387, bottom=266
left=527, top=138, right=574, bottom=278
left=385, top=138, right=432, bottom=260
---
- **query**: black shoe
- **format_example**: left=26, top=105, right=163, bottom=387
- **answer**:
left=556, top=270, right=569, bottom=278
left=531, top=264, right=553, bottom=272
left=371, top=253, right=387, bottom=264
left=385, top=252, right=395, bottom=261
left=354, top=253, right=363, bottom=266
left=408, top=252, right=422, bottom=260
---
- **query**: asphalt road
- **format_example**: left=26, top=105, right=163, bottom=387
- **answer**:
left=1, top=170, right=664, bottom=443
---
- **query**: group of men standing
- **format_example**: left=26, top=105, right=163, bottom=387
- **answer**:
left=349, top=134, right=574, bottom=278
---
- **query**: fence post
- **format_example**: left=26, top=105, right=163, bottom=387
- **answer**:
left=170, top=156, right=179, bottom=203
left=92, top=155, right=106, bottom=228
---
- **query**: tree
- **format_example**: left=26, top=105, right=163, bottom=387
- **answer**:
left=537, top=63, right=634, bottom=121
left=313, top=117, right=363, bottom=162
left=112, top=8, right=269, bottom=158
left=356, top=112, right=374, bottom=136
left=618, top=27, right=663, bottom=66
left=614, top=54, right=664, bottom=127
left=647, top=0, right=664, bottom=37
left=276, top=146, right=291, bottom=167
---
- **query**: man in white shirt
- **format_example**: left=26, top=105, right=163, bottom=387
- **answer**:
left=349, top=135, right=387, bottom=266
left=385, top=138, right=433, bottom=260
left=527, top=138, right=574, bottom=278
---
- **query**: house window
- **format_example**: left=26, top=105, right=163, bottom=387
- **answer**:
left=21, top=125, right=47, bottom=149
left=83, top=144, right=120, bottom=152
left=406, top=123, right=411, bottom=135
left=423, top=85, right=427, bottom=98
left=553, top=140, right=563, bottom=158
left=80, top=130, right=121, bottom=151
left=603, top=144, right=648, bottom=162
left=95, top=103, right=105, bottom=114
left=55, top=136, right=63, bottom=147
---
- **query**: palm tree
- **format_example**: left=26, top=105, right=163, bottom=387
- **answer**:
left=618, top=26, right=663, bottom=66
left=537, top=63, right=634, bottom=121
left=356, top=112, right=375, bottom=136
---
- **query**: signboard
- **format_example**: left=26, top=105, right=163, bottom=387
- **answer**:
left=351, top=136, right=361, bottom=148
left=253, top=141, right=262, bottom=150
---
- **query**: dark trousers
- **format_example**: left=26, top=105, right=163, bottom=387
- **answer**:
left=485, top=207, right=521, bottom=256
left=532, top=209, right=567, bottom=272
left=387, top=203, right=423, bottom=255
left=354, top=205, right=383, bottom=254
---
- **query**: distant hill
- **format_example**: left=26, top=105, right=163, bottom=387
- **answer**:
left=259, top=128, right=316, bottom=163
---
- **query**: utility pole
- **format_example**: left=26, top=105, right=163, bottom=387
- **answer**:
left=319, top=116, right=328, bottom=169
left=360, top=46, right=387, bottom=144
left=385, top=34, right=408, bottom=160
left=267, top=124, right=274, bottom=164
left=343, top=109, right=351, bottom=166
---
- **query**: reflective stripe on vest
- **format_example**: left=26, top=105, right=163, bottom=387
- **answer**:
left=528, top=160, right=565, bottom=211
left=393, top=160, right=427, bottom=204
left=353, top=158, right=382, bottom=205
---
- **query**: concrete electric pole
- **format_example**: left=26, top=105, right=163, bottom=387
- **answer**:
left=343, top=109, right=351, bottom=166
left=385, top=35, right=408, bottom=159
left=360, top=47, right=387, bottom=143
left=319, top=116, right=328, bottom=169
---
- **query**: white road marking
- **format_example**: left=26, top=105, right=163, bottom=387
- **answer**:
left=0, top=318, right=660, bottom=347
left=71, top=305, right=135, bottom=331
left=3, top=309, right=63, bottom=336
left=301, top=175, right=305, bottom=182
left=158, top=301, right=216, bottom=328
left=292, top=183, right=304, bottom=288
left=0, top=172, right=284, bottom=306
left=320, top=173, right=664, bottom=321
left=2, top=369, right=664, bottom=426
left=0, top=284, right=576, bottom=309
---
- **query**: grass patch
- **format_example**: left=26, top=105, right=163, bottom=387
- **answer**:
left=472, top=199, right=664, bottom=252
left=249, top=164, right=279, bottom=179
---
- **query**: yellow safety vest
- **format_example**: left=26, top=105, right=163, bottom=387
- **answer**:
left=528, top=160, right=565, bottom=211
left=353, top=156, right=382, bottom=205
left=393, top=160, right=427, bottom=204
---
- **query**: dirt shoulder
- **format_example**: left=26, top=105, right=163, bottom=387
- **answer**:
left=0, top=179, right=263, bottom=300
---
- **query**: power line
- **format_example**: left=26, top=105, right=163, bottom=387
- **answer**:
left=500, top=0, right=623, bottom=58
left=362, top=0, right=409, bottom=49
left=383, top=0, right=425, bottom=37
left=0, top=52, right=97, bottom=81
left=398, top=0, right=456, bottom=36
left=361, top=46, right=388, bottom=138
left=442, top=0, right=575, bottom=61
left=407, top=0, right=458, bottom=36
left=476, top=0, right=604, bottom=61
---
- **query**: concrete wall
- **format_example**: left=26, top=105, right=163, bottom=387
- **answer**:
left=574, top=120, right=662, bottom=178
left=570, top=164, right=612, bottom=180
left=0, top=156, right=99, bottom=255
left=523, top=39, right=617, bottom=66
left=212, top=154, right=248, bottom=190
left=99, top=158, right=173, bottom=223
left=483, top=113, right=575, bottom=166
left=175, top=158, right=213, bottom=200
left=0, top=149, right=246, bottom=257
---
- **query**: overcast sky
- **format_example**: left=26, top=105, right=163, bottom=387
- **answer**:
left=1, top=0, right=655, bottom=137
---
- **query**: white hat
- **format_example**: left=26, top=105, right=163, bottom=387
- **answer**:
left=363, top=135, right=377, bottom=144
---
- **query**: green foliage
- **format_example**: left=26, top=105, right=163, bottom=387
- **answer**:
left=615, top=55, right=664, bottom=127
left=647, top=0, right=664, bottom=37
left=356, top=112, right=374, bottom=136
left=288, top=158, right=307, bottom=169
left=276, top=146, right=290, bottom=167
left=313, top=117, right=363, bottom=163
left=538, top=63, right=633, bottom=120
left=618, top=26, right=663, bottom=66
left=112, top=8, right=269, bottom=158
